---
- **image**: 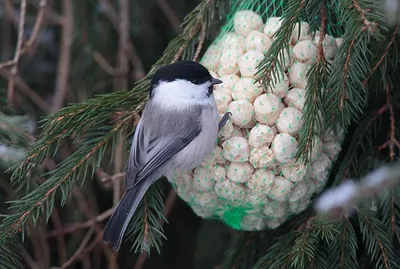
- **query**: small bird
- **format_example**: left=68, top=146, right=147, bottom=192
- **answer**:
left=103, top=60, right=230, bottom=250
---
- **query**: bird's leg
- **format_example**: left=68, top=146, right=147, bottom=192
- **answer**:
left=219, top=112, right=232, bottom=130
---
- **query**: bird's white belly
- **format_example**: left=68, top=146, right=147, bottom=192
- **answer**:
left=172, top=106, right=219, bottom=170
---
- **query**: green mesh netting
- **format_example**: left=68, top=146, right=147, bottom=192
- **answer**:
left=169, top=0, right=345, bottom=231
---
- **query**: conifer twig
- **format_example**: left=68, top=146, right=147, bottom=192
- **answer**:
left=255, top=0, right=305, bottom=88
left=172, top=20, right=201, bottom=63
left=95, top=169, right=125, bottom=190
left=359, top=216, right=389, bottom=268
left=52, top=0, right=73, bottom=112
left=71, top=187, right=116, bottom=262
left=108, top=0, right=130, bottom=265
left=57, top=228, right=94, bottom=269
left=193, top=22, right=206, bottom=61
left=1, top=172, right=50, bottom=269
left=316, top=4, right=326, bottom=63
left=99, top=0, right=119, bottom=27
left=132, top=189, right=177, bottom=269
left=0, top=69, right=51, bottom=113
left=99, top=0, right=145, bottom=79
left=91, top=51, right=124, bottom=76
left=3, top=118, right=131, bottom=237
left=378, top=84, right=400, bottom=159
left=0, top=60, right=15, bottom=70
left=155, top=0, right=181, bottom=33
left=23, top=0, right=47, bottom=54
left=335, top=101, right=388, bottom=183
left=296, top=0, right=328, bottom=162
left=78, top=233, right=104, bottom=260
left=8, top=0, right=25, bottom=67
left=50, top=208, right=67, bottom=264
left=30, top=0, right=63, bottom=25
left=328, top=218, right=358, bottom=269
left=0, top=0, right=49, bottom=112
left=128, top=43, right=146, bottom=80
left=46, top=208, right=114, bottom=237
left=326, top=0, right=383, bottom=127
left=1, top=0, right=27, bottom=109
left=363, top=25, right=399, bottom=85
left=340, top=219, right=349, bottom=267
left=112, top=0, right=130, bottom=211
left=113, top=136, right=124, bottom=206
left=340, top=34, right=356, bottom=111
left=357, top=209, right=396, bottom=269
left=3, top=0, right=19, bottom=26
left=28, top=219, right=50, bottom=269
left=350, top=0, right=378, bottom=32
left=20, top=246, right=40, bottom=269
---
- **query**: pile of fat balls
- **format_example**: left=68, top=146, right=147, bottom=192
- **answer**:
left=169, top=10, right=345, bottom=231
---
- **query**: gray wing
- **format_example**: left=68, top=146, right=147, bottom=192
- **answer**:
left=125, top=119, right=147, bottom=184
left=125, top=104, right=202, bottom=190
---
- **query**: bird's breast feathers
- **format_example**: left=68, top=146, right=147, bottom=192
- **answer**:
left=172, top=104, right=219, bottom=169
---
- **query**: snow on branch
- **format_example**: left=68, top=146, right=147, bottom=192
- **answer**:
left=315, top=164, right=400, bottom=217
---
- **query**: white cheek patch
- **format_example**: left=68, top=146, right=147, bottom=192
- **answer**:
left=152, top=80, right=214, bottom=108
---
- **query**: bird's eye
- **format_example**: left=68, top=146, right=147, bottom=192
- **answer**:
left=191, top=78, right=199, bottom=84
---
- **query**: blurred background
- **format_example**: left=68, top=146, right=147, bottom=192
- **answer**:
left=0, top=0, right=232, bottom=268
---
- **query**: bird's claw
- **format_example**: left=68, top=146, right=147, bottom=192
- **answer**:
left=219, top=112, right=232, bottom=129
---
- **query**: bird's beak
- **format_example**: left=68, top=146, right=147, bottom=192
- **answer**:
left=211, top=77, right=223, bottom=85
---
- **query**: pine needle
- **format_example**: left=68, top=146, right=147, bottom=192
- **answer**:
left=295, top=0, right=329, bottom=163
left=358, top=208, right=399, bottom=269
left=328, top=218, right=359, bottom=269
left=325, top=0, right=385, bottom=129
left=125, top=180, right=167, bottom=254
left=0, top=237, right=23, bottom=269
left=255, top=0, right=306, bottom=88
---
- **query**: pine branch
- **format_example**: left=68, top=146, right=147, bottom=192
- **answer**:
left=328, top=218, right=359, bottom=269
left=358, top=209, right=398, bottom=269
left=296, top=0, right=329, bottom=162
left=0, top=237, right=23, bottom=269
left=253, top=232, right=297, bottom=269
left=9, top=90, right=140, bottom=187
left=289, top=217, right=337, bottom=269
left=253, top=217, right=337, bottom=269
left=0, top=113, right=134, bottom=241
left=325, top=0, right=384, bottom=128
left=331, top=40, right=400, bottom=185
left=125, top=180, right=167, bottom=254
left=220, top=232, right=269, bottom=269
left=333, top=105, right=387, bottom=185
left=364, top=25, right=400, bottom=86
left=380, top=188, right=400, bottom=242
left=311, top=216, right=338, bottom=243
left=290, top=228, right=319, bottom=269
left=255, top=0, right=306, bottom=88
left=304, top=0, right=342, bottom=37
left=311, top=246, right=330, bottom=269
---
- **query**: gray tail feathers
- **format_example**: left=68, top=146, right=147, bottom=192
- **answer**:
left=103, top=177, right=154, bottom=250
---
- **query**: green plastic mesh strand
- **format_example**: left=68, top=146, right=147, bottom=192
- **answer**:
left=218, top=0, right=343, bottom=40
left=168, top=0, right=345, bottom=231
